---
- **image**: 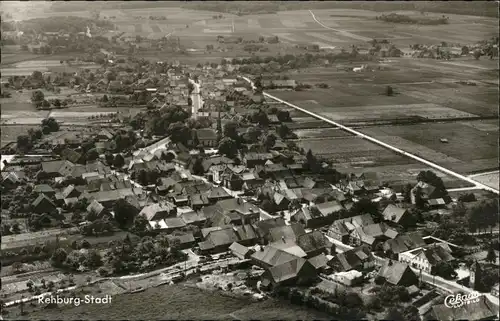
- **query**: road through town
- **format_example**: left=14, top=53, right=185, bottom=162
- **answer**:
left=240, top=76, right=499, bottom=195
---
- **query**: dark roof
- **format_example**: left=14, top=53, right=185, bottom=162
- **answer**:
left=335, top=245, right=374, bottom=271
left=378, top=260, right=416, bottom=285
left=32, top=194, right=56, bottom=208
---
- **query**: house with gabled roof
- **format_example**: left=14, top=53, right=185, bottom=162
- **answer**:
left=139, top=202, right=177, bottom=221
left=198, top=227, right=239, bottom=254
left=86, top=199, right=110, bottom=219
left=399, top=243, right=455, bottom=273
left=262, top=256, right=317, bottom=288
left=382, top=231, right=426, bottom=259
left=32, top=194, right=57, bottom=214
left=33, top=184, right=56, bottom=197
left=329, top=245, right=375, bottom=272
left=296, top=231, right=329, bottom=258
left=377, top=260, right=418, bottom=286
left=167, top=232, right=196, bottom=250
left=328, top=214, right=375, bottom=244
left=350, top=222, right=398, bottom=248
left=267, top=223, right=305, bottom=244
left=229, top=242, right=253, bottom=259
left=382, top=204, right=416, bottom=228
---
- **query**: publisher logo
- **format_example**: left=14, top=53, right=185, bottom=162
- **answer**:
left=444, top=292, right=481, bottom=308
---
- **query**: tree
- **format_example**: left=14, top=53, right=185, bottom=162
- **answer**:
left=131, top=215, right=149, bottom=236
left=431, top=261, right=457, bottom=280
left=102, top=94, right=109, bottom=102
left=386, top=85, right=394, bottom=96
left=86, top=148, right=99, bottom=161
left=104, top=152, right=114, bottom=165
left=473, top=50, right=481, bottom=60
left=417, top=170, right=446, bottom=195
left=41, top=117, right=60, bottom=132
left=192, top=157, right=205, bottom=176
left=262, top=133, right=276, bottom=150
left=385, top=308, right=406, bottom=321
left=32, top=71, right=43, bottom=80
left=167, top=122, right=191, bottom=145
left=486, top=244, right=497, bottom=263
left=223, top=121, right=239, bottom=140
left=113, top=154, right=125, bottom=168
left=403, top=306, right=421, bottom=321
left=374, top=275, right=386, bottom=285
left=246, top=126, right=262, bottom=143
left=461, top=46, right=469, bottom=56
left=277, top=124, right=292, bottom=139
left=402, top=183, right=413, bottom=203
left=218, top=137, right=238, bottom=158
left=51, top=248, right=68, bottom=268
left=277, top=110, right=291, bottom=122
left=17, top=135, right=32, bottom=151
left=31, top=90, right=45, bottom=104
left=113, top=200, right=136, bottom=229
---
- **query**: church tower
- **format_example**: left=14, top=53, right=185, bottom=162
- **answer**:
left=470, top=260, right=482, bottom=291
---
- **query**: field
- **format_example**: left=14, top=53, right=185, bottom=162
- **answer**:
left=360, top=122, right=498, bottom=174
left=1, top=60, right=101, bottom=76
left=17, top=284, right=331, bottom=320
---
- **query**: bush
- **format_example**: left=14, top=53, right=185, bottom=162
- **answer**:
left=374, top=275, right=386, bottom=285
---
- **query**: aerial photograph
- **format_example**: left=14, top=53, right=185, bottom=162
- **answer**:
left=0, top=1, right=498, bottom=320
